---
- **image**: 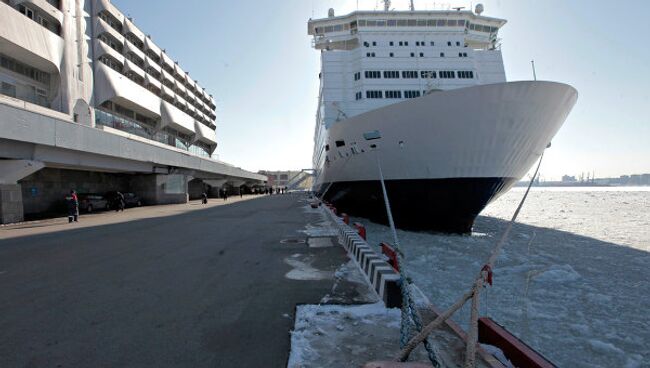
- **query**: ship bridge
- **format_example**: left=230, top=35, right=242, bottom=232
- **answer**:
left=308, top=9, right=506, bottom=51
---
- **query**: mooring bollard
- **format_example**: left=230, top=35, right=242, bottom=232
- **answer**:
left=340, top=213, right=350, bottom=225
left=353, top=222, right=366, bottom=240
left=380, top=242, right=399, bottom=272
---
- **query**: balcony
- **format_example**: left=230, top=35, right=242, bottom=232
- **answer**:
left=144, top=36, right=161, bottom=62
left=94, top=0, right=124, bottom=24
left=173, top=62, right=185, bottom=82
left=123, top=18, right=145, bottom=45
left=95, top=16, right=125, bottom=45
left=94, top=62, right=161, bottom=120
left=95, top=108, right=155, bottom=141
left=144, top=73, right=162, bottom=91
left=0, top=1, right=64, bottom=74
left=123, top=59, right=145, bottom=82
left=161, top=100, right=195, bottom=136
left=160, top=51, right=174, bottom=73
left=174, top=79, right=187, bottom=98
left=194, top=119, right=217, bottom=146
left=94, top=38, right=125, bottom=67
left=124, top=40, right=145, bottom=64
left=161, top=67, right=175, bottom=88
left=160, top=85, right=174, bottom=102
left=11, top=0, right=64, bottom=27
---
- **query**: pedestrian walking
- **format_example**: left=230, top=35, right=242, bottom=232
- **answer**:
left=240, top=188, right=243, bottom=198
left=115, top=191, right=125, bottom=212
left=222, top=188, right=228, bottom=201
left=202, top=192, right=208, bottom=204
left=66, top=190, right=79, bottom=223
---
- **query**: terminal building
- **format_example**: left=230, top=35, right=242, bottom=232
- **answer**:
left=259, top=170, right=314, bottom=191
left=0, top=0, right=266, bottom=223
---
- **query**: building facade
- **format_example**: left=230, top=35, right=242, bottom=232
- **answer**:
left=0, top=0, right=266, bottom=223
left=259, top=170, right=313, bottom=190
left=1, top=0, right=217, bottom=156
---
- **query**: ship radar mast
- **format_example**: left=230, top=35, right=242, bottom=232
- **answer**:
left=383, top=0, right=414, bottom=11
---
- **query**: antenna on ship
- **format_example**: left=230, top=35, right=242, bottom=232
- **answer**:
left=410, top=0, right=415, bottom=11
left=332, top=102, right=348, bottom=121
left=531, top=60, right=537, bottom=81
left=383, top=0, right=391, bottom=11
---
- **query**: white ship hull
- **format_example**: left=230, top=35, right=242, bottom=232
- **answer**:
left=315, top=81, right=578, bottom=232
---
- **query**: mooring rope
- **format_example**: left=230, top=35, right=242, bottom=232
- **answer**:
left=373, top=150, right=440, bottom=366
left=396, top=151, right=546, bottom=366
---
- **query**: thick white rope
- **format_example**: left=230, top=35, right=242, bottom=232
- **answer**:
left=397, top=151, right=545, bottom=364
left=374, top=150, right=440, bottom=366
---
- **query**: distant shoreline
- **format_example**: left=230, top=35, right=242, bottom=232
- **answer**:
left=513, top=183, right=649, bottom=189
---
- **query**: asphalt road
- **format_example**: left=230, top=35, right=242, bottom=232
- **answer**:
left=0, top=194, right=349, bottom=367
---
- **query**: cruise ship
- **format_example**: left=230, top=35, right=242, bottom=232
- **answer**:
left=308, top=2, right=578, bottom=233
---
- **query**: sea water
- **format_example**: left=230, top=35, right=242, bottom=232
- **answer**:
left=360, top=187, right=650, bottom=368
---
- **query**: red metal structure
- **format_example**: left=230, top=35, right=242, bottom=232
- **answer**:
left=353, top=222, right=366, bottom=240
left=380, top=242, right=399, bottom=272
left=478, top=317, right=556, bottom=368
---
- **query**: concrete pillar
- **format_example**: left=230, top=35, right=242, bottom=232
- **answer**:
left=207, top=185, right=221, bottom=198
left=203, top=179, right=228, bottom=199
left=129, top=174, right=189, bottom=206
left=0, top=184, right=24, bottom=224
left=0, top=160, right=45, bottom=223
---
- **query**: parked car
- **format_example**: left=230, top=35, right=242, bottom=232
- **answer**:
left=123, top=192, right=143, bottom=207
left=78, top=193, right=109, bottom=213
left=105, top=191, right=143, bottom=209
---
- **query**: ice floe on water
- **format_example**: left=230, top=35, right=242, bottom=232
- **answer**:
left=356, top=188, right=650, bottom=368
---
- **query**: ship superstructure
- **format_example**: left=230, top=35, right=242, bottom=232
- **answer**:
left=307, top=4, right=578, bottom=233
left=309, top=5, right=507, bottom=173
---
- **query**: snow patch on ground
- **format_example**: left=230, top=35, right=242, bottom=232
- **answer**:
left=320, top=260, right=380, bottom=304
left=307, top=237, right=336, bottom=248
left=287, top=303, right=404, bottom=368
left=285, top=256, right=334, bottom=281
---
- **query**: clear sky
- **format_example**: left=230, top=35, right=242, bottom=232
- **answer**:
left=112, top=0, right=649, bottom=180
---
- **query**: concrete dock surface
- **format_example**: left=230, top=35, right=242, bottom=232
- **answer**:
left=0, top=194, right=363, bottom=367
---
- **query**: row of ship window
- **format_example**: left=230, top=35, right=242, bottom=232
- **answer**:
left=364, top=41, right=462, bottom=47
left=313, top=19, right=498, bottom=34
left=366, top=52, right=468, bottom=58
left=355, top=90, right=424, bottom=100
left=354, top=70, right=475, bottom=80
